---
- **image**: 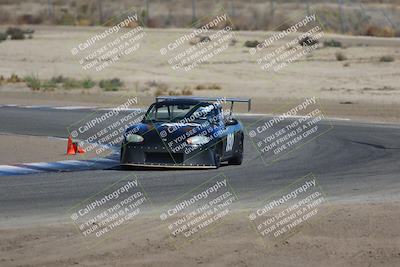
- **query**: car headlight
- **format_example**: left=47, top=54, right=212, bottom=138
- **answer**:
left=125, top=134, right=144, bottom=143
left=187, top=135, right=211, bottom=145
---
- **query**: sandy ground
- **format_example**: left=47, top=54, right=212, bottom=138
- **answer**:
left=0, top=202, right=399, bottom=267
left=0, top=134, right=100, bottom=165
left=0, top=26, right=399, bottom=123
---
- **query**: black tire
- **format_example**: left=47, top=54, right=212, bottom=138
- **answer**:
left=228, top=135, right=243, bottom=165
left=214, top=144, right=222, bottom=168
left=119, top=146, right=124, bottom=163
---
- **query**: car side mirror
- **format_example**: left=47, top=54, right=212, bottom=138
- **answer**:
left=225, top=118, right=238, bottom=126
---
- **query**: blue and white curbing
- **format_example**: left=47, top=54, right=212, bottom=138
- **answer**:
left=0, top=156, right=120, bottom=176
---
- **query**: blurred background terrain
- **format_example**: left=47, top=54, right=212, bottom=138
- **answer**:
left=0, top=0, right=399, bottom=123
left=0, top=0, right=399, bottom=37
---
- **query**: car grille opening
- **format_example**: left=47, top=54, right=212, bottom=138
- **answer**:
left=145, top=152, right=184, bottom=164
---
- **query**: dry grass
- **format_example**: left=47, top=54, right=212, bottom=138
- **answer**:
left=7, top=74, right=23, bottom=83
left=154, top=85, right=193, bottom=97
left=365, top=25, right=396, bottom=38
left=323, top=39, right=342, bottom=48
left=194, top=83, right=222, bottom=90
left=244, top=40, right=260, bottom=48
left=150, top=81, right=169, bottom=96
left=0, top=74, right=119, bottom=92
left=379, top=55, right=395, bottom=62
left=0, top=1, right=398, bottom=37
left=181, top=86, right=193, bottom=95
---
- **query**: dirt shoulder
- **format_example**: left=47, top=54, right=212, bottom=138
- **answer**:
left=0, top=26, right=399, bottom=124
left=0, top=201, right=399, bottom=267
left=1, top=90, right=400, bottom=124
left=0, top=134, right=98, bottom=165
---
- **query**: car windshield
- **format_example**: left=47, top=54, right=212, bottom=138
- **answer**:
left=143, top=103, right=220, bottom=123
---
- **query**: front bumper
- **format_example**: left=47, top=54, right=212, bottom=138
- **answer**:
left=120, top=142, right=217, bottom=168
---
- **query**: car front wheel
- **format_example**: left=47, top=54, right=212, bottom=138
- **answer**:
left=228, top=135, right=243, bottom=165
left=213, top=144, right=222, bottom=168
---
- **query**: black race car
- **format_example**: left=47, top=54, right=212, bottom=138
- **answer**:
left=120, top=97, right=251, bottom=169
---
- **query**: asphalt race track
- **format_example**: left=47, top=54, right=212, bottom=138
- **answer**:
left=1, top=106, right=400, bottom=226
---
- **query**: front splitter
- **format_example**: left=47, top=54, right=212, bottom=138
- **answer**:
left=120, top=163, right=217, bottom=169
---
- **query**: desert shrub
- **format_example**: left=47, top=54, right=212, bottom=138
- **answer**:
left=181, top=87, right=193, bottom=95
left=0, top=32, right=7, bottom=42
left=99, top=78, right=123, bottom=91
left=154, top=87, right=168, bottom=96
left=24, top=75, right=41, bottom=90
left=82, top=78, right=95, bottom=88
left=57, top=12, right=76, bottom=25
left=208, top=84, right=221, bottom=90
left=324, top=39, right=342, bottom=48
left=244, top=40, right=260, bottom=48
left=153, top=82, right=169, bottom=96
left=63, top=78, right=82, bottom=89
left=149, top=81, right=169, bottom=95
left=7, top=74, right=23, bottom=83
left=11, top=31, right=25, bottom=40
left=168, top=90, right=180, bottom=96
left=51, top=75, right=68, bottom=84
left=365, top=25, right=395, bottom=38
left=195, top=84, right=207, bottom=90
left=145, top=80, right=159, bottom=87
left=335, top=52, right=347, bottom=61
left=157, top=83, right=169, bottom=91
left=41, top=80, right=57, bottom=91
left=76, top=18, right=92, bottom=26
left=379, top=55, right=395, bottom=62
left=7, top=27, right=26, bottom=40
left=343, top=62, right=350, bottom=67
left=6, top=27, right=21, bottom=36
left=194, top=84, right=222, bottom=90
left=10, top=31, right=25, bottom=40
left=166, top=88, right=192, bottom=96
left=0, top=75, right=4, bottom=84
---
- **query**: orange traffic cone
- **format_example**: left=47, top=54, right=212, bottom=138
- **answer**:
left=73, top=142, right=78, bottom=152
left=76, top=143, right=86, bottom=154
left=66, top=136, right=76, bottom=155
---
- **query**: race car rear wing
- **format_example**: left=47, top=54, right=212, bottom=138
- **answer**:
left=155, top=96, right=251, bottom=113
